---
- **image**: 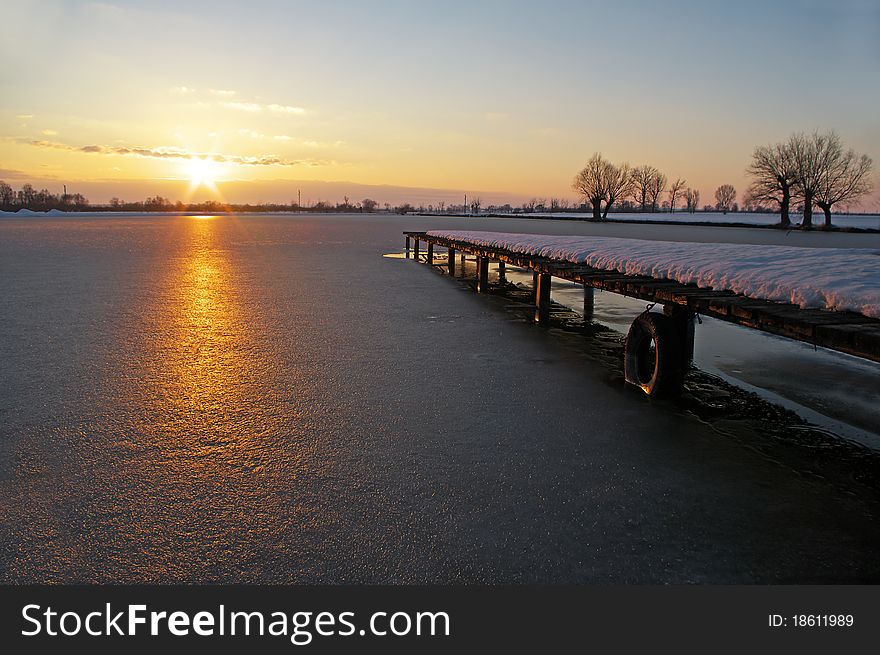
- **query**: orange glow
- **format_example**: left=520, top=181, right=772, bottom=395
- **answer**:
left=183, top=157, right=224, bottom=193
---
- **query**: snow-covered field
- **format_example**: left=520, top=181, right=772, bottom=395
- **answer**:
left=428, top=230, right=880, bottom=318
left=495, top=211, right=880, bottom=230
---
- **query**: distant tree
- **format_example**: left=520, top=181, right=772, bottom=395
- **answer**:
left=109, top=197, right=122, bottom=208
left=437, top=201, right=445, bottom=212
left=572, top=153, right=633, bottom=220
left=746, top=141, right=798, bottom=227
left=631, top=165, right=663, bottom=212
left=667, top=178, right=686, bottom=213
left=814, top=143, right=873, bottom=229
left=714, top=184, right=736, bottom=213
left=0, top=181, right=15, bottom=209
left=684, top=188, right=700, bottom=213
left=17, top=183, right=36, bottom=207
left=361, top=198, right=378, bottom=213
left=647, top=171, right=666, bottom=212
left=470, top=197, right=482, bottom=213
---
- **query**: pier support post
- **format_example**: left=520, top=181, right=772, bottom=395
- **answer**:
left=414, top=239, right=420, bottom=262
left=535, top=273, right=551, bottom=325
left=476, top=256, right=489, bottom=293
left=448, top=248, right=456, bottom=276
left=532, top=272, right=539, bottom=302
left=427, top=243, right=434, bottom=266
left=460, top=253, right=466, bottom=267
left=405, top=236, right=411, bottom=259
left=583, top=285, right=595, bottom=322
left=498, top=261, right=506, bottom=283
left=664, top=304, right=695, bottom=368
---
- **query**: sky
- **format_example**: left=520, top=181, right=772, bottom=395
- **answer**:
left=1, top=0, right=878, bottom=207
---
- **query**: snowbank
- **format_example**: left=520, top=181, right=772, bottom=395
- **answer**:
left=427, top=230, right=880, bottom=318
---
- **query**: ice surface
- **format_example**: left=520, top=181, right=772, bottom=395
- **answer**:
left=428, top=230, right=880, bottom=318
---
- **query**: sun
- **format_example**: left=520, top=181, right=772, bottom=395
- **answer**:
left=184, top=157, right=223, bottom=190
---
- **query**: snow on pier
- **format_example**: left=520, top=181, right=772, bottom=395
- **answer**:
left=427, top=231, right=880, bottom=319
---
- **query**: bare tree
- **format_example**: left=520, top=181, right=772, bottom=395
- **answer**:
left=631, top=165, right=661, bottom=212
left=746, top=141, right=799, bottom=227
left=470, top=197, right=482, bottom=213
left=667, top=178, right=686, bottom=214
left=789, top=130, right=841, bottom=229
left=714, top=184, right=736, bottom=213
left=814, top=146, right=873, bottom=229
left=572, top=153, right=608, bottom=220
left=684, top=188, right=700, bottom=213
left=603, top=162, right=633, bottom=218
left=361, top=198, right=378, bottom=213
left=572, top=153, right=633, bottom=220
left=647, top=171, right=666, bottom=212
left=0, top=181, right=14, bottom=209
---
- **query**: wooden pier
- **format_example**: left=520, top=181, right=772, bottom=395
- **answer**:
left=404, top=231, right=880, bottom=396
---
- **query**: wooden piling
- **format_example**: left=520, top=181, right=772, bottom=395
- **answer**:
left=584, top=285, right=595, bottom=321
left=535, top=273, right=551, bottom=325
left=427, top=243, right=434, bottom=266
left=405, top=236, right=411, bottom=259
left=477, top=257, right=489, bottom=293
left=414, top=239, right=420, bottom=262
left=448, top=248, right=456, bottom=276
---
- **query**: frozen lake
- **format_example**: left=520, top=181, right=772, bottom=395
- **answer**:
left=1, top=213, right=879, bottom=583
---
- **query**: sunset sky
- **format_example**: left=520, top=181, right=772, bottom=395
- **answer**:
left=1, top=0, right=878, bottom=207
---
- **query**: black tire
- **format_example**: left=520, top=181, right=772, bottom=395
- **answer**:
left=624, top=312, right=685, bottom=397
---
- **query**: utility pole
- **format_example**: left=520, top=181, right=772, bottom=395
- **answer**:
left=464, top=194, right=467, bottom=215
left=298, top=189, right=301, bottom=208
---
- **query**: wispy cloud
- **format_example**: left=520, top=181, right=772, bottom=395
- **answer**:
left=267, top=104, right=306, bottom=115
left=41, top=129, right=58, bottom=136
left=16, top=114, right=34, bottom=120
left=222, top=101, right=306, bottom=115
left=222, top=101, right=262, bottom=113
left=209, top=88, right=237, bottom=97
left=16, top=138, right=324, bottom=167
left=302, top=139, right=345, bottom=148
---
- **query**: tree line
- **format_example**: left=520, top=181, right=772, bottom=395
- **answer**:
left=572, top=130, right=874, bottom=228
left=0, top=185, right=387, bottom=214
left=0, top=182, right=88, bottom=212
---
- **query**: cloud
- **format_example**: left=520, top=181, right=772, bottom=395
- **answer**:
left=16, top=138, right=324, bottom=167
left=170, top=86, right=195, bottom=94
left=210, top=88, right=237, bottom=97
left=302, top=139, right=345, bottom=148
left=268, top=104, right=306, bottom=115
left=0, top=166, right=34, bottom=180
left=238, top=129, right=265, bottom=139
left=41, top=129, right=58, bottom=136
left=16, top=114, right=34, bottom=120
left=273, top=135, right=291, bottom=141
left=222, top=101, right=306, bottom=114
left=222, top=101, right=263, bottom=113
